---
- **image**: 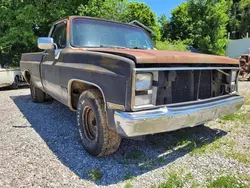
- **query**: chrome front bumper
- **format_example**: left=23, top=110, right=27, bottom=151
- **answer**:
left=114, top=95, right=244, bottom=137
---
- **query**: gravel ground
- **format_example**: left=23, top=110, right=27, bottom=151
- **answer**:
left=0, top=83, right=250, bottom=188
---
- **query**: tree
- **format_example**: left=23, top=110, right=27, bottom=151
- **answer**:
left=0, top=0, right=162, bottom=67
left=0, top=0, right=88, bottom=67
left=167, top=0, right=230, bottom=55
left=158, top=14, right=169, bottom=40
left=168, top=2, right=193, bottom=42
left=228, top=0, right=241, bottom=39
left=78, top=0, right=161, bottom=41
left=238, top=0, right=250, bottom=37
left=78, top=0, right=128, bottom=22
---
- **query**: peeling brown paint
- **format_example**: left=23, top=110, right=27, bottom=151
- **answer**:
left=100, top=56, right=120, bottom=69
left=87, top=48, right=239, bottom=65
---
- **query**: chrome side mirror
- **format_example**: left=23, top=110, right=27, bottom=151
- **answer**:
left=38, top=37, right=54, bottom=50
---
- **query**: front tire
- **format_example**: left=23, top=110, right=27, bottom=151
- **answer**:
left=76, top=89, right=121, bottom=157
left=30, top=79, right=45, bottom=103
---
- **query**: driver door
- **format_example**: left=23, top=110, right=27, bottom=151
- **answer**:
left=41, top=21, right=67, bottom=103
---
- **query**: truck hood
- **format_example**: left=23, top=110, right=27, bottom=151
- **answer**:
left=87, top=48, right=238, bottom=65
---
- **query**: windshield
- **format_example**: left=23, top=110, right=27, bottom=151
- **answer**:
left=71, top=18, right=154, bottom=49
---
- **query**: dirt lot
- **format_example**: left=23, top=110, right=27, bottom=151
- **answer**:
left=0, top=82, right=250, bottom=188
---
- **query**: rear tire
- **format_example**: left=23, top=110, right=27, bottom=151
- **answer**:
left=76, top=89, right=121, bottom=157
left=30, top=79, right=45, bottom=103
left=10, top=76, right=19, bottom=89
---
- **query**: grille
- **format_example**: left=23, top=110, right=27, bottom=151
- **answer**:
left=156, top=70, right=213, bottom=105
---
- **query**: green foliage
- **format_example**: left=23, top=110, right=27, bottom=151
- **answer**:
left=78, top=0, right=161, bottom=41
left=156, top=172, right=184, bottom=188
left=0, top=0, right=88, bottom=67
left=169, top=2, right=192, bottom=42
left=155, top=41, right=189, bottom=52
left=78, top=0, right=128, bottom=22
left=125, top=2, right=161, bottom=41
left=3, top=0, right=250, bottom=67
left=158, top=14, right=169, bottom=40
left=88, top=168, right=102, bottom=181
left=154, top=171, right=194, bottom=188
left=228, top=0, right=250, bottom=39
left=238, top=0, right=250, bottom=37
left=0, top=0, right=161, bottom=67
left=207, top=176, right=248, bottom=188
left=221, top=113, right=246, bottom=122
left=125, top=183, right=133, bottom=188
left=225, top=152, right=249, bottom=164
left=168, top=0, right=230, bottom=55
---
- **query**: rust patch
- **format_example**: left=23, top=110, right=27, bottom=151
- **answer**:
left=87, top=48, right=239, bottom=65
left=100, top=56, right=120, bottom=69
left=66, top=19, right=70, bottom=42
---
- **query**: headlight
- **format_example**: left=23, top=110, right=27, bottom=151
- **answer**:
left=135, top=94, right=152, bottom=106
left=135, top=73, right=152, bottom=91
left=231, top=82, right=236, bottom=92
left=230, top=70, right=237, bottom=92
left=231, top=70, right=237, bottom=82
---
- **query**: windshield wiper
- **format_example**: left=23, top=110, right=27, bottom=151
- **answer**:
left=100, top=44, right=127, bottom=49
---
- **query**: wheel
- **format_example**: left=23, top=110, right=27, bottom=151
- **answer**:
left=10, top=76, right=19, bottom=89
left=30, top=79, right=46, bottom=103
left=76, top=89, right=121, bottom=157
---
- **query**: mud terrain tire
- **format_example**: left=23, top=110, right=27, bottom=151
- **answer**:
left=76, top=89, right=121, bottom=157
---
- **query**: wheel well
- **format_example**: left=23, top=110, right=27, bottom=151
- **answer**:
left=69, top=80, right=104, bottom=110
left=24, top=71, right=31, bottom=84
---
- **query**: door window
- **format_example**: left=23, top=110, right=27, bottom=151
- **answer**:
left=51, top=22, right=66, bottom=49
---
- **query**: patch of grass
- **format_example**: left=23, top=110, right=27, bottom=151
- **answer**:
left=190, top=138, right=236, bottom=156
left=88, top=168, right=102, bottom=181
left=244, top=100, right=250, bottom=105
left=239, top=174, right=250, bottom=185
left=190, top=181, right=201, bottom=188
left=225, top=152, right=249, bottom=164
left=221, top=113, right=246, bottom=122
left=190, top=142, right=213, bottom=156
left=157, top=172, right=184, bottom=188
left=207, top=176, right=248, bottom=188
left=190, top=136, right=248, bottom=164
left=185, top=172, right=194, bottom=182
left=125, top=183, right=133, bottom=188
left=153, top=168, right=198, bottom=188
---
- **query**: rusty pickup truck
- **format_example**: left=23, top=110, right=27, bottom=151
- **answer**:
left=20, top=16, right=244, bottom=157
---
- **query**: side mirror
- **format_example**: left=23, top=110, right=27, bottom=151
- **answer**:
left=38, top=37, right=54, bottom=50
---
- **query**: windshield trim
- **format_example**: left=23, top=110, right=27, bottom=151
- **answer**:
left=69, top=17, right=154, bottom=49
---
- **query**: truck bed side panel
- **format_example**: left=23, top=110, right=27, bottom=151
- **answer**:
left=20, top=52, right=44, bottom=90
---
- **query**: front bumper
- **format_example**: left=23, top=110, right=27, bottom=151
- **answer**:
left=114, top=95, right=244, bottom=137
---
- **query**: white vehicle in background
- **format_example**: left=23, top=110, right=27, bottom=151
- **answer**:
left=0, top=65, right=24, bottom=89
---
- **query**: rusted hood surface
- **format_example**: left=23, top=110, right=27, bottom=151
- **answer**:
left=87, top=48, right=238, bottom=65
